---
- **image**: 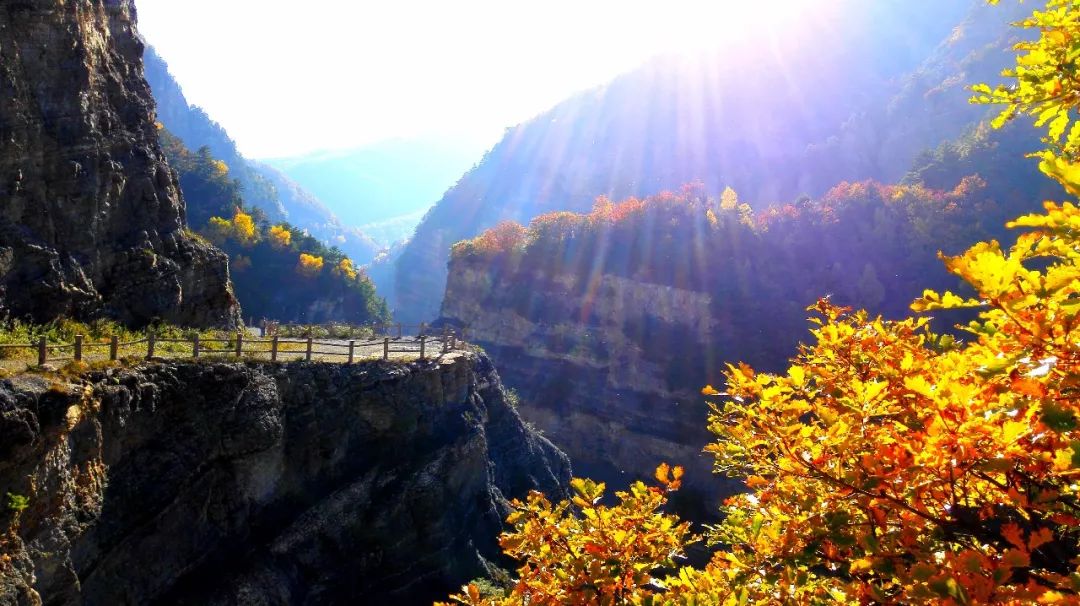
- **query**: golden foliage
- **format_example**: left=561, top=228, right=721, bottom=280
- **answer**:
left=204, top=209, right=257, bottom=246
left=231, top=209, right=257, bottom=245
left=268, top=224, right=292, bottom=249
left=719, top=186, right=738, bottom=211
left=439, top=465, right=692, bottom=606
left=974, top=0, right=1080, bottom=195
left=296, top=253, right=324, bottom=277
left=205, top=216, right=232, bottom=245
left=333, top=258, right=359, bottom=281
left=453, top=220, right=528, bottom=257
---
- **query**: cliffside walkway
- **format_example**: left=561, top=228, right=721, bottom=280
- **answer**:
left=0, top=323, right=467, bottom=369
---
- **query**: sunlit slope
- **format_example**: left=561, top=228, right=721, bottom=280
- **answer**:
left=393, top=1, right=1006, bottom=323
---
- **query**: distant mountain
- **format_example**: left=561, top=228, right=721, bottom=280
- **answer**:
left=250, top=162, right=382, bottom=265
left=143, top=46, right=380, bottom=264
left=264, top=136, right=489, bottom=246
left=392, top=0, right=1023, bottom=324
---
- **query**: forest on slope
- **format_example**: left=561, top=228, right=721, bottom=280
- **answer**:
left=447, top=119, right=1059, bottom=378
left=158, top=128, right=389, bottom=324
left=394, top=0, right=1029, bottom=324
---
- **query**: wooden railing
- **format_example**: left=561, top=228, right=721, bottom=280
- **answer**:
left=263, top=321, right=466, bottom=341
left=0, top=325, right=467, bottom=367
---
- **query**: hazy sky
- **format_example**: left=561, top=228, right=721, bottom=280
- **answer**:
left=136, top=1, right=811, bottom=159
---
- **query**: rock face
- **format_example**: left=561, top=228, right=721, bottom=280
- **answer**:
left=0, top=0, right=239, bottom=327
left=441, top=262, right=738, bottom=519
left=0, top=353, right=569, bottom=605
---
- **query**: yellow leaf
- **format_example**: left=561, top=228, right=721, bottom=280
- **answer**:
left=788, top=365, right=806, bottom=387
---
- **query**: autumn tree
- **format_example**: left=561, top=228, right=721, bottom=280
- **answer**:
left=269, top=224, right=292, bottom=249
left=439, top=465, right=693, bottom=606
left=296, top=253, right=324, bottom=277
left=205, top=216, right=232, bottom=246
left=972, top=0, right=1080, bottom=195
left=719, top=186, right=738, bottom=211
left=333, top=258, right=359, bottom=281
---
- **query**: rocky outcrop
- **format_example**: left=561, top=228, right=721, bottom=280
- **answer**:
left=0, top=0, right=239, bottom=327
left=441, top=262, right=738, bottom=520
left=0, top=353, right=568, bottom=605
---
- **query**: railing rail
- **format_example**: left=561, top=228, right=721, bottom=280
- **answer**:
left=0, top=323, right=469, bottom=367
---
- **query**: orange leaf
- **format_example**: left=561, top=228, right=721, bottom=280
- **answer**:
left=1002, top=522, right=1027, bottom=551
left=745, top=475, right=770, bottom=489
left=655, top=463, right=671, bottom=485
left=1012, top=376, right=1048, bottom=399
left=1028, top=527, right=1054, bottom=551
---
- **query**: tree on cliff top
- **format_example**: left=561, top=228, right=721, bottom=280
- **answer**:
left=440, top=1, right=1080, bottom=603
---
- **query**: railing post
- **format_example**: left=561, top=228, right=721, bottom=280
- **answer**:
left=383, top=337, right=389, bottom=361
left=192, top=334, right=200, bottom=359
left=419, top=335, right=426, bottom=360
left=271, top=336, right=279, bottom=362
left=306, top=336, right=313, bottom=361
left=348, top=340, right=355, bottom=364
left=419, top=322, right=426, bottom=337
left=110, top=335, right=119, bottom=361
left=74, top=335, right=83, bottom=362
left=396, top=322, right=402, bottom=339
left=37, top=336, right=46, bottom=366
left=146, top=333, right=156, bottom=360
left=235, top=331, right=243, bottom=357
left=460, top=327, right=467, bottom=349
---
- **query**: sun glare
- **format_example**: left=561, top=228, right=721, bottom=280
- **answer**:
left=136, top=0, right=835, bottom=158
left=642, top=0, right=829, bottom=55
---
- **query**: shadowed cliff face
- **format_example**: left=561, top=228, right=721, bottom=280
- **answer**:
left=0, top=0, right=238, bottom=327
left=441, top=263, right=742, bottom=520
left=0, top=353, right=569, bottom=605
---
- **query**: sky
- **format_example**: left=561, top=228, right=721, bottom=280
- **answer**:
left=136, top=0, right=815, bottom=159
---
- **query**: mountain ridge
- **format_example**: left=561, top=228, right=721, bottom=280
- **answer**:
left=392, top=0, right=1017, bottom=324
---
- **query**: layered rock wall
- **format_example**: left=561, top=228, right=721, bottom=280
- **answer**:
left=442, top=261, right=737, bottom=518
left=0, top=353, right=568, bottom=605
left=0, top=0, right=238, bottom=326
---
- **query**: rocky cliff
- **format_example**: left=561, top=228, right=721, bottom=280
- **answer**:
left=0, top=0, right=238, bottom=326
left=441, top=263, right=736, bottom=519
left=0, top=353, right=568, bottom=605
